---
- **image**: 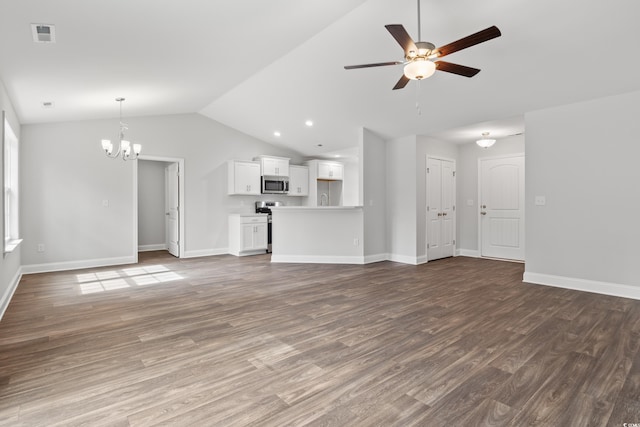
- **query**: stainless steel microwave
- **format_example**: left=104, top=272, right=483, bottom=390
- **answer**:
left=261, top=176, right=289, bottom=194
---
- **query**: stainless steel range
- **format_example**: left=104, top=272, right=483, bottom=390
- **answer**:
left=255, top=201, right=284, bottom=253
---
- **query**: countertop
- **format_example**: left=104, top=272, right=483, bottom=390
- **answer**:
left=270, top=206, right=363, bottom=211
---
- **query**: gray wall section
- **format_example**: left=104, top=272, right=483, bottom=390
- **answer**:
left=386, top=135, right=418, bottom=260
left=138, top=160, right=170, bottom=247
left=525, top=90, right=640, bottom=286
left=360, top=128, right=386, bottom=258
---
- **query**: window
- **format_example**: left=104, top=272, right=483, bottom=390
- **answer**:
left=3, top=112, right=21, bottom=254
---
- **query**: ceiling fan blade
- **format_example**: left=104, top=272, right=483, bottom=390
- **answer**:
left=344, top=61, right=403, bottom=70
left=385, top=24, right=418, bottom=56
left=434, top=26, right=501, bottom=58
left=392, top=74, right=410, bottom=90
left=435, top=61, right=480, bottom=77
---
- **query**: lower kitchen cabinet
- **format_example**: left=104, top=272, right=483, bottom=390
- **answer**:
left=228, top=214, right=268, bottom=256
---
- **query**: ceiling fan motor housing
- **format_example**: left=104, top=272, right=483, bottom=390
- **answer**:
left=409, top=41, right=436, bottom=58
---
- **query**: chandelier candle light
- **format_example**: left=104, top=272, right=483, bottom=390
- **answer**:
left=101, top=97, right=141, bottom=160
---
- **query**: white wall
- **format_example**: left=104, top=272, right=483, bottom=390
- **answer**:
left=360, top=128, right=386, bottom=261
left=386, top=135, right=418, bottom=262
left=525, top=90, right=640, bottom=293
left=457, top=135, right=525, bottom=254
left=0, top=80, right=21, bottom=320
left=138, top=160, right=170, bottom=249
left=20, top=113, right=304, bottom=270
left=342, top=159, right=360, bottom=207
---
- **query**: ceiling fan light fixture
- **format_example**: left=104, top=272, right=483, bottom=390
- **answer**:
left=404, top=59, right=436, bottom=80
left=476, top=132, right=496, bottom=148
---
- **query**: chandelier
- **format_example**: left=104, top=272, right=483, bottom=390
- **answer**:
left=101, top=97, right=141, bottom=160
left=476, top=132, right=496, bottom=148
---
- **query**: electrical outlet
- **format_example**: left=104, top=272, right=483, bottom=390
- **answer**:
left=102, top=199, right=109, bottom=207
left=37, top=243, right=45, bottom=253
left=535, top=196, right=546, bottom=206
left=353, top=237, right=359, bottom=246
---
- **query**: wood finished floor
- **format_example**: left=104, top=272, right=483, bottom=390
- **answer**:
left=1, top=252, right=640, bottom=426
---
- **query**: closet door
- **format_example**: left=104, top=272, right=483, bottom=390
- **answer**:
left=427, top=157, right=456, bottom=261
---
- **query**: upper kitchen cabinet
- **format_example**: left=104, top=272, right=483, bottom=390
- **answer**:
left=305, top=160, right=344, bottom=206
left=228, top=160, right=261, bottom=195
left=315, top=160, right=344, bottom=180
left=254, top=155, right=290, bottom=177
left=288, top=165, right=309, bottom=196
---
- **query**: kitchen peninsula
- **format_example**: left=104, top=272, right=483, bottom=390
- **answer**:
left=270, top=206, right=365, bottom=264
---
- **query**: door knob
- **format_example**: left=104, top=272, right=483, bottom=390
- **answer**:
left=437, top=213, right=442, bottom=217
left=482, top=205, right=487, bottom=209
left=442, top=212, right=447, bottom=216
left=481, top=211, right=487, bottom=215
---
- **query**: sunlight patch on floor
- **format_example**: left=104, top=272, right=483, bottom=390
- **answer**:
left=76, top=265, right=183, bottom=295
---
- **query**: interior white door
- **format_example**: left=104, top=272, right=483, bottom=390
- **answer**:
left=427, top=157, right=456, bottom=261
left=479, top=155, right=525, bottom=260
left=165, top=163, right=180, bottom=257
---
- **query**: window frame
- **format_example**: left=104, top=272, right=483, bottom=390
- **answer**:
left=3, top=111, right=21, bottom=254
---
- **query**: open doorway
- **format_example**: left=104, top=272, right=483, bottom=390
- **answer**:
left=136, top=156, right=185, bottom=258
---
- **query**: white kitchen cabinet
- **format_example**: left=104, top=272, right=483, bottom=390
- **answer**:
left=254, top=155, right=290, bottom=177
left=288, top=165, right=309, bottom=196
left=228, top=160, right=261, bottom=195
left=305, top=160, right=344, bottom=206
left=228, top=214, right=268, bottom=256
left=317, top=161, right=344, bottom=180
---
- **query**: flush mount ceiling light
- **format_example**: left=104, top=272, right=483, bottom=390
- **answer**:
left=100, top=98, right=141, bottom=161
left=305, top=120, right=313, bottom=127
left=476, top=132, right=496, bottom=148
left=273, top=131, right=281, bottom=137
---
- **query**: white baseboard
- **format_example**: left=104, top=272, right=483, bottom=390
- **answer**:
left=271, top=254, right=366, bottom=264
left=0, top=266, right=23, bottom=321
left=21, top=256, right=137, bottom=275
left=457, top=249, right=480, bottom=257
left=363, top=253, right=388, bottom=264
left=387, top=253, right=422, bottom=265
left=138, top=244, right=167, bottom=252
left=182, top=248, right=228, bottom=259
left=523, top=271, right=640, bottom=301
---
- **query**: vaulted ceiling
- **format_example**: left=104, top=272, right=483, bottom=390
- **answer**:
left=2, top=0, right=639, bottom=156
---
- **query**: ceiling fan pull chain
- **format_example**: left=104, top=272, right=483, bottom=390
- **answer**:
left=415, top=80, right=422, bottom=115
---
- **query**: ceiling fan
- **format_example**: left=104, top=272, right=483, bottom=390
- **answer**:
left=344, top=0, right=501, bottom=90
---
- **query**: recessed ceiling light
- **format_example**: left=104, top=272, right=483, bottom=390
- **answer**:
left=317, top=144, right=323, bottom=147
left=273, top=131, right=281, bottom=137
left=305, top=120, right=313, bottom=127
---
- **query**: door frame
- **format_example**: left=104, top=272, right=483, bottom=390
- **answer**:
left=426, top=155, right=457, bottom=261
left=477, top=153, right=525, bottom=260
left=134, top=155, right=185, bottom=259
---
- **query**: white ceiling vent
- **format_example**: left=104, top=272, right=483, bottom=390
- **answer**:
left=31, top=24, right=56, bottom=43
